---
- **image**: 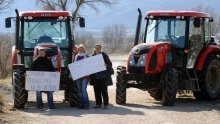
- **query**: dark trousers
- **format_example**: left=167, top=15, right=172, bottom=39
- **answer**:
left=93, top=78, right=109, bottom=106
left=36, top=91, right=55, bottom=109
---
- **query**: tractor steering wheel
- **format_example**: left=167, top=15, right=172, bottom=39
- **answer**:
left=165, top=35, right=178, bottom=42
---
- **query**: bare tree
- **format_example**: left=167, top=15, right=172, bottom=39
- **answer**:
left=0, top=33, right=14, bottom=79
left=0, top=0, right=14, bottom=13
left=36, top=0, right=115, bottom=24
left=102, top=24, right=127, bottom=53
left=74, top=32, right=97, bottom=54
left=192, top=4, right=220, bottom=35
left=36, top=0, right=68, bottom=11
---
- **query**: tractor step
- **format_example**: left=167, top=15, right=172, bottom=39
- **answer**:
left=190, top=78, right=199, bottom=81
left=186, top=69, right=200, bottom=91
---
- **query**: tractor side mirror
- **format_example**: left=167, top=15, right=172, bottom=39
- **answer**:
left=5, top=17, right=11, bottom=28
left=193, top=18, right=201, bottom=28
left=79, top=17, right=85, bottom=28
left=209, top=17, right=214, bottom=22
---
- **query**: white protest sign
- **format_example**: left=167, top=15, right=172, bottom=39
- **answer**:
left=68, top=54, right=106, bottom=80
left=25, top=71, right=60, bottom=91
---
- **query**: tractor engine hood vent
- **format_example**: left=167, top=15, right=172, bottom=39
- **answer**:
left=131, top=44, right=152, bottom=55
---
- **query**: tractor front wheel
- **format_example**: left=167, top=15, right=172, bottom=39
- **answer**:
left=148, top=89, right=162, bottom=100
left=162, top=68, right=178, bottom=106
left=13, top=70, right=28, bottom=109
left=116, top=66, right=127, bottom=104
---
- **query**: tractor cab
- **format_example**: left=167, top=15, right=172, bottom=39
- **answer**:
left=143, top=11, right=212, bottom=69
left=6, top=10, right=84, bottom=70
left=6, top=10, right=84, bottom=109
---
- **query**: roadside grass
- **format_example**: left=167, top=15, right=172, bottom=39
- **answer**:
left=0, top=77, right=11, bottom=112
left=0, top=94, right=3, bottom=112
left=0, top=77, right=11, bottom=88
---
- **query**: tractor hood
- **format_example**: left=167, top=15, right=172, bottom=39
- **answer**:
left=131, top=42, right=172, bottom=55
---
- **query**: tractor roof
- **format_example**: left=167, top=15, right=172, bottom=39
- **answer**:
left=147, top=11, right=210, bottom=18
left=19, top=11, right=72, bottom=17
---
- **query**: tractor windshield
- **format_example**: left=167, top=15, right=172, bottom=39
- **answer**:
left=23, top=18, right=69, bottom=48
left=146, top=18, right=186, bottom=48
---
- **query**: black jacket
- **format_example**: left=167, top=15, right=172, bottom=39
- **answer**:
left=29, top=56, right=55, bottom=72
left=90, top=52, right=113, bottom=86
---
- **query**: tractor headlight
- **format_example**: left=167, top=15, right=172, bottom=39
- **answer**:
left=137, top=54, right=147, bottom=67
left=129, top=55, right=135, bottom=65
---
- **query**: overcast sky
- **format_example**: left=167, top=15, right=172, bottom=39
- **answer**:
left=1, top=0, right=220, bottom=34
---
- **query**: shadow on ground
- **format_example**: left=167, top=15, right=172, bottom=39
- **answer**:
left=124, top=97, right=220, bottom=113
left=15, top=96, right=220, bottom=118
left=19, top=100, right=144, bottom=117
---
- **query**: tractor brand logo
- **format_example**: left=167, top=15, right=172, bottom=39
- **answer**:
left=160, top=13, right=169, bottom=16
left=41, top=14, right=51, bottom=17
left=158, top=45, right=168, bottom=51
left=134, top=49, right=140, bottom=54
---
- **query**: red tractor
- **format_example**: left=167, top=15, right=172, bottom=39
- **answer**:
left=5, top=9, right=85, bottom=108
left=116, top=9, right=220, bottom=106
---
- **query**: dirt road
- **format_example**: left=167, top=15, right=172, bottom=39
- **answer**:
left=1, top=55, right=220, bottom=124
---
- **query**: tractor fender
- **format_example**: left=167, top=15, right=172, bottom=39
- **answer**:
left=195, top=45, right=220, bottom=71
left=12, top=46, right=18, bottom=64
left=13, top=64, right=25, bottom=71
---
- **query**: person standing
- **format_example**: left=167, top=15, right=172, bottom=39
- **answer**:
left=29, top=48, right=57, bottom=111
left=72, top=45, right=78, bottom=62
left=74, top=44, right=90, bottom=109
left=90, top=44, right=113, bottom=109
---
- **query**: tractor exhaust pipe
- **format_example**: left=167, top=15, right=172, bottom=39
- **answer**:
left=134, top=8, right=142, bottom=46
left=15, top=9, right=20, bottom=49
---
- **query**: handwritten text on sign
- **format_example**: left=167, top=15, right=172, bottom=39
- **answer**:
left=68, top=54, right=106, bottom=80
left=25, top=71, right=60, bottom=91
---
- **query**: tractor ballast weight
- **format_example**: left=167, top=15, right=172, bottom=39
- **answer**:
left=6, top=9, right=85, bottom=109
left=116, top=9, right=220, bottom=106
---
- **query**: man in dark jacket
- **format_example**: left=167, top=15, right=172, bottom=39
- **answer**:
left=29, top=48, right=57, bottom=110
left=90, top=44, right=113, bottom=109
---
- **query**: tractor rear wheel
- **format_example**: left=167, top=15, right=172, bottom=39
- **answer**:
left=64, top=89, right=70, bottom=102
left=194, top=56, right=220, bottom=100
left=116, top=66, right=127, bottom=104
left=68, top=78, right=80, bottom=107
left=13, top=70, right=28, bottom=109
left=148, top=89, right=162, bottom=100
left=162, top=68, right=178, bottom=106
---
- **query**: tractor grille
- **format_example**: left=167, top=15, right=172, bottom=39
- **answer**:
left=134, top=55, right=140, bottom=63
left=148, top=51, right=157, bottom=71
left=45, top=47, right=58, bottom=57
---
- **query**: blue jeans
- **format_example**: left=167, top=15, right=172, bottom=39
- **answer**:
left=36, top=91, right=55, bottom=109
left=76, top=78, right=89, bottom=108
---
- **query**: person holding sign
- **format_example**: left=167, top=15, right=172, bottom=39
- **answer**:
left=72, top=45, right=79, bottom=62
left=74, top=44, right=90, bottom=109
left=90, top=44, right=113, bottom=109
left=29, top=48, right=57, bottom=111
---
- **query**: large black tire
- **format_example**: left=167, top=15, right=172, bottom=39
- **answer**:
left=116, top=66, right=127, bottom=104
left=13, top=70, right=28, bottom=109
left=193, top=56, right=220, bottom=100
left=68, top=78, right=80, bottom=107
left=162, top=68, right=178, bottom=106
left=64, top=89, right=70, bottom=102
left=148, top=89, right=162, bottom=100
